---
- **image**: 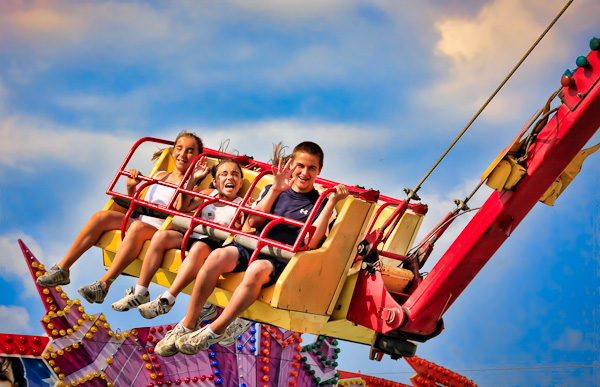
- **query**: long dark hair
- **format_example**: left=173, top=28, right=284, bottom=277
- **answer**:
left=0, top=356, right=28, bottom=387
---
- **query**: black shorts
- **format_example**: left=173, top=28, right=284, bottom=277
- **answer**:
left=231, top=243, right=288, bottom=288
left=185, top=237, right=224, bottom=252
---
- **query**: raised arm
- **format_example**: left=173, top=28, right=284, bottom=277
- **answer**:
left=173, top=156, right=210, bottom=213
left=306, top=184, right=348, bottom=249
left=247, top=158, right=296, bottom=228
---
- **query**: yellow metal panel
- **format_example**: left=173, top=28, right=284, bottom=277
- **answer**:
left=269, top=197, right=371, bottom=315
left=504, top=155, right=527, bottom=190
left=540, top=142, right=600, bottom=206
left=381, top=211, right=424, bottom=258
left=318, top=319, right=374, bottom=345
left=239, top=169, right=274, bottom=199
left=288, top=312, right=330, bottom=333
left=329, top=269, right=360, bottom=321
left=485, top=159, right=511, bottom=191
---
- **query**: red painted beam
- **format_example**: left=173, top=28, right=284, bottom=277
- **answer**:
left=401, top=50, right=600, bottom=336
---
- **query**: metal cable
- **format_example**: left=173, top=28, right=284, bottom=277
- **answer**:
left=411, top=0, right=575, bottom=195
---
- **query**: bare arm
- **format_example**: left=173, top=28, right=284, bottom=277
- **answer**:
left=126, top=169, right=143, bottom=196
left=247, top=158, right=296, bottom=229
left=306, top=184, right=349, bottom=249
left=127, top=169, right=169, bottom=198
left=173, top=156, right=210, bottom=212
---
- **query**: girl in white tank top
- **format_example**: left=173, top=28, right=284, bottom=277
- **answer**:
left=37, top=132, right=203, bottom=306
left=135, top=172, right=177, bottom=229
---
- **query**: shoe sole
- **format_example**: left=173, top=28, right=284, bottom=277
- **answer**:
left=219, top=321, right=253, bottom=347
left=78, top=288, right=105, bottom=304
left=114, top=296, right=150, bottom=313
left=138, top=304, right=170, bottom=319
left=36, top=278, right=70, bottom=288
left=177, top=335, right=221, bottom=355
left=138, top=308, right=160, bottom=319
left=154, top=344, right=179, bottom=357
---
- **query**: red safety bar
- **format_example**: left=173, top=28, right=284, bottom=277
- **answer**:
left=105, top=138, right=349, bottom=262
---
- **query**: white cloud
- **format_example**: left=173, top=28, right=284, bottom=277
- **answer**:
left=197, top=119, right=387, bottom=156
left=0, top=305, right=32, bottom=334
left=0, top=1, right=170, bottom=55
left=550, top=327, right=595, bottom=352
left=419, top=0, right=599, bottom=125
left=0, top=116, right=131, bottom=171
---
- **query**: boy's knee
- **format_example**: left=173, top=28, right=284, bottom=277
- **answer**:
left=204, top=252, right=225, bottom=271
left=204, top=248, right=238, bottom=271
left=244, top=260, right=273, bottom=283
left=189, top=242, right=205, bottom=256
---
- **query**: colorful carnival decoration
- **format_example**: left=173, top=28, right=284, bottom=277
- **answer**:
left=4, top=240, right=478, bottom=387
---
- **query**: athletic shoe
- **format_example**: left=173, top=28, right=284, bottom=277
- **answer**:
left=155, top=323, right=191, bottom=357
left=138, top=296, right=174, bottom=319
left=112, top=287, right=150, bottom=312
left=78, top=280, right=108, bottom=304
left=36, top=265, right=70, bottom=287
left=176, top=325, right=222, bottom=355
left=218, top=318, right=253, bottom=347
left=198, top=303, right=218, bottom=322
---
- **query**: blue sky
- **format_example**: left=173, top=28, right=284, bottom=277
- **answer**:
left=0, top=1, right=599, bottom=386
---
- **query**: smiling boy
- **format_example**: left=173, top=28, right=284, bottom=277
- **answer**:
left=155, top=141, right=348, bottom=356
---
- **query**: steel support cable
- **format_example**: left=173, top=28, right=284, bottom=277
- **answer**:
left=410, top=0, right=575, bottom=197
left=407, top=207, right=482, bottom=256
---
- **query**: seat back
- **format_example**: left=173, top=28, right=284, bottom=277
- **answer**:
left=269, top=196, right=372, bottom=316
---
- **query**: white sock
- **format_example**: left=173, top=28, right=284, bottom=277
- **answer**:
left=203, top=301, right=212, bottom=309
left=134, top=284, right=148, bottom=296
left=161, top=291, right=176, bottom=305
left=205, top=325, right=221, bottom=338
left=181, top=324, right=192, bottom=333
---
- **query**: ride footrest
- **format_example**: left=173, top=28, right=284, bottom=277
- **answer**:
left=369, top=332, right=417, bottom=361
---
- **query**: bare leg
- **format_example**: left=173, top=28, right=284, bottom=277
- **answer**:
left=208, top=260, right=273, bottom=334
left=168, top=241, right=212, bottom=297
left=99, top=220, right=158, bottom=291
left=59, top=210, right=131, bottom=271
left=181, top=246, right=240, bottom=330
left=137, top=230, right=183, bottom=288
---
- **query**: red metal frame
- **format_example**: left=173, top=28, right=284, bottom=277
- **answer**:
left=105, top=140, right=352, bottom=262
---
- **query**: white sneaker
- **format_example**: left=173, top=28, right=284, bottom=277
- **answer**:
left=218, top=318, right=253, bottom=347
left=155, top=323, right=192, bottom=357
left=138, top=297, right=174, bottom=319
left=176, top=325, right=222, bottom=355
left=112, top=287, right=150, bottom=312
